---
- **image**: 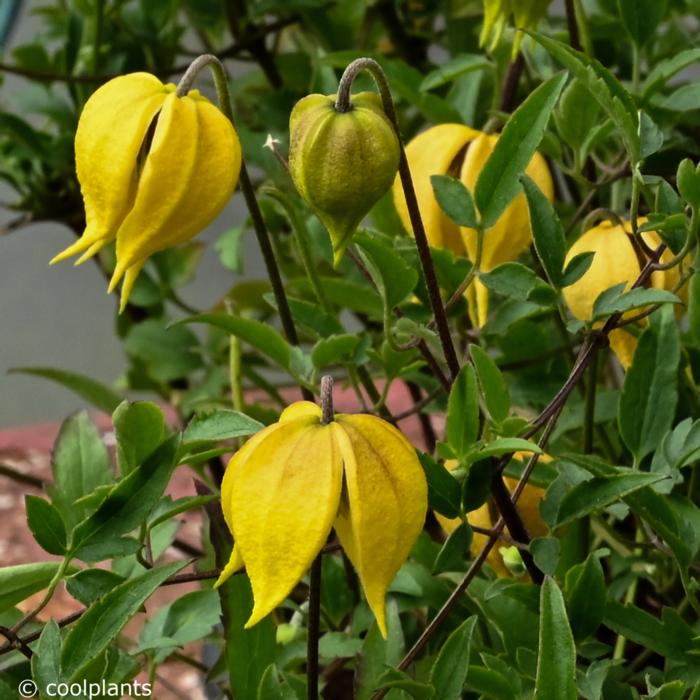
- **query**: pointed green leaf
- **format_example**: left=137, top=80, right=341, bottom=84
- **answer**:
left=475, top=72, right=567, bottom=228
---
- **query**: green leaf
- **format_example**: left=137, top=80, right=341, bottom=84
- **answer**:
left=113, top=401, right=165, bottom=474
left=137, top=590, right=221, bottom=659
left=418, top=452, right=461, bottom=519
left=592, top=286, right=679, bottom=319
left=311, top=334, right=361, bottom=369
left=470, top=344, right=510, bottom=423
left=215, top=225, right=245, bottom=273
left=175, top=314, right=294, bottom=372
left=554, top=78, right=601, bottom=153
left=32, top=619, right=63, bottom=693
left=603, top=601, right=699, bottom=663
left=221, top=573, right=276, bottom=699
left=431, top=174, right=478, bottom=228
left=639, top=112, right=663, bottom=159
left=71, top=436, right=179, bottom=561
left=183, top=409, right=263, bottom=445
left=374, top=669, right=434, bottom=699
left=534, top=577, right=577, bottom=700
left=447, top=364, right=480, bottom=458
left=419, top=54, right=490, bottom=91
left=472, top=438, right=542, bottom=461
left=530, top=537, right=560, bottom=577
left=554, top=472, right=668, bottom=527
left=480, top=262, right=539, bottom=298
left=66, top=569, right=126, bottom=606
left=0, top=562, right=67, bottom=615
left=677, top=158, right=700, bottom=208
left=521, top=175, right=566, bottom=288
left=527, top=32, right=639, bottom=163
left=643, top=48, right=700, bottom=99
left=8, top=367, right=123, bottom=414
left=430, top=616, right=477, bottom=700
left=617, top=0, right=668, bottom=46
left=61, top=561, right=186, bottom=680
left=565, top=554, right=606, bottom=640
left=290, top=276, right=382, bottom=318
left=25, top=495, right=67, bottom=555
left=433, top=521, right=472, bottom=573
left=49, top=412, right=112, bottom=529
left=125, top=319, right=203, bottom=383
left=465, top=666, right=517, bottom=699
left=690, top=272, right=700, bottom=346
left=319, top=631, right=364, bottom=660
left=561, top=251, right=594, bottom=287
left=287, top=297, right=344, bottom=338
left=355, top=233, right=418, bottom=308
left=475, top=72, right=567, bottom=228
left=619, top=307, right=680, bottom=462
left=148, top=495, right=217, bottom=530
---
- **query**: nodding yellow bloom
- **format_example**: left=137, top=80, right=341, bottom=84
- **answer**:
left=51, top=72, right=242, bottom=311
left=436, top=454, right=549, bottom=577
left=481, top=0, right=554, bottom=56
left=216, top=401, right=427, bottom=638
left=392, top=124, right=553, bottom=326
left=563, top=220, right=683, bottom=369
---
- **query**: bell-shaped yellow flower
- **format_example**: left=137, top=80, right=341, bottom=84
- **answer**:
left=51, top=72, right=242, bottom=311
left=216, top=401, right=427, bottom=638
left=392, top=124, right=553, bottom=326
left=563, top=220, right=682, bottom=369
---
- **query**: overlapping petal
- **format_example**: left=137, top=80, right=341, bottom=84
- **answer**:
left=50, top=73, right=167, bottom=265
left=227, top=416, right=344, bottom=629
left=392, top=123, right=477, bottom=253
left=332, top=414, right=427, bottom=637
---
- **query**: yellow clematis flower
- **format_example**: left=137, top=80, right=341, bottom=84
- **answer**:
left=216, top=401, right=427, bottom=638
left=392, top=124, right=553, bottom=326
left=563, top=219, right=683, bottom=369
left=51, top=72, right=242, bottom=311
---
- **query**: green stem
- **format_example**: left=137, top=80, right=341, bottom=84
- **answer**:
left=176, top=55, right=313, bottom=402
left=335, top=57, right=461, bottom=382
left=12, top=556, right=72, bottom=634
left=93, top=0, right=104, bottom=73
left=572, top=0, right=593, bottom=56
left=631, top=43, right=641, bottom=93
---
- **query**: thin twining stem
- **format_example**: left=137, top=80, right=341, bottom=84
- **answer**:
left=176, top=55, right=313, bottom=401
left=336, top=57, right=461, bottom=382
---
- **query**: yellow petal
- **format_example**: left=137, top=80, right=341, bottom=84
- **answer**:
left=562, top=221, right=640, bottom=323
left=609, top=328, right=638, bottom=370
left=229, top=419, right=343, bottom=628
left=51, top=73, right=167, bottom=265
left=214, top=545, right=245, bottom=588
left=279, top=401, right=322, bottom=423
left=333, top=414, right=427, bottom=637
left=110, top=92, right=241, bottom=302
left=392, top=124, right=477, bottom=253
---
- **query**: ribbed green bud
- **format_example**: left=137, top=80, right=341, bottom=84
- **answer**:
left=289, top=92, right=400, bottom=266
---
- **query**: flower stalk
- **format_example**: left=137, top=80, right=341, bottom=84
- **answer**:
left=336, top=57, right=461, bottom=382
left=177, top=54, right=313, bottom=400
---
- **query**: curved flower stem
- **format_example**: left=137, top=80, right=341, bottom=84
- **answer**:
left=336, top=57, right=461, bottom=382
left=177, top=54, right=313, bottom=401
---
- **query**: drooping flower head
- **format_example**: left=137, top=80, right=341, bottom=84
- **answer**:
left=289, top=92, right=400, bottom=266
left=216, top=400, right=427, bottom=638
left=563, top=219, right=682, bottom=369
left=51, top=72, right=241, bottom=310
left=392, top=124, right=553, bottom=326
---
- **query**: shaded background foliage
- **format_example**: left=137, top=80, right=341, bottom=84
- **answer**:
left=0, top=0, right=700, bottom=699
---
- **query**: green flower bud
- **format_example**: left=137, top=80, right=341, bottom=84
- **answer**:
left=288, top=92, right=400, bottom=266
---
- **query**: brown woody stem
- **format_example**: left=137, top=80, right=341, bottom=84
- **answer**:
left=336, top=57, right=461, bottom=382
